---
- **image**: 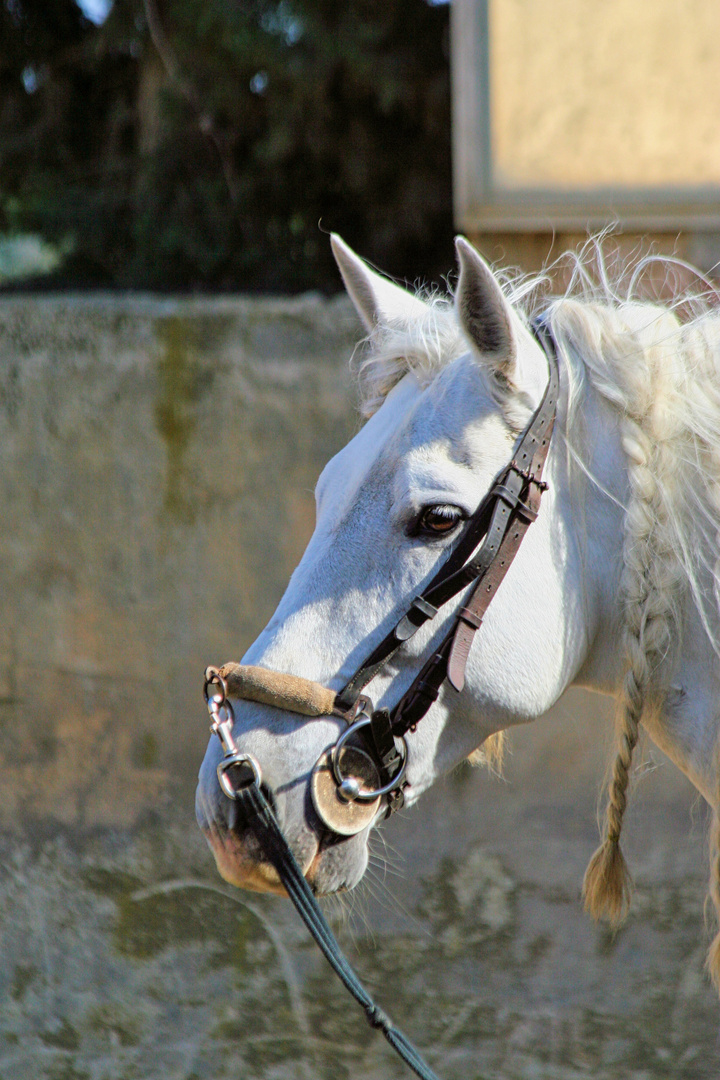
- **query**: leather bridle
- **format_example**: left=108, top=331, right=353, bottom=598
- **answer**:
left=325, top=323, right=560, bottom=814
left=201, top=324, right=560, bottom=1080
left=205, top=322, right=560, bottom=828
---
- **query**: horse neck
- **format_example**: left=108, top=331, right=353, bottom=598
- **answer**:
left=562, top=342, right=720, bottom=802
left=560, top=377, right=630, bottom=697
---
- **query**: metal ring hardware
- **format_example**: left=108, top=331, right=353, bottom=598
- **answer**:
left=203, top=667, right=228, bottom=705
left=217, top=752, right=263, bottom=800
left=205, top=667, right=263, bottom=799
left=331, top=717, right=407, bottom=802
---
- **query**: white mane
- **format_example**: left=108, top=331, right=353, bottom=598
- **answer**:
left=354, top=242, right=720, bottom=675
left=354, top=244, right=720, bottom=946
left=550, top=246, right=720, bottom=658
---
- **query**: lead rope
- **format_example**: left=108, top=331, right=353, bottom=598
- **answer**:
left=206, top=676, right=442, bottom=1080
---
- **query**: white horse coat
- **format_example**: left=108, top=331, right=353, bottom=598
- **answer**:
left=196, top=235, right=720, bottom=986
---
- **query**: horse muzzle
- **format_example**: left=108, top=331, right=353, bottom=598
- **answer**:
left=203, top=665, right=406, bottom=838
left=196, top=770, right=368, bottom=897
left=197, top=669, right=379, bottom=894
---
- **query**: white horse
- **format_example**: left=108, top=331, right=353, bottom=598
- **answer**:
left=196, top=233, right=720, bottom=989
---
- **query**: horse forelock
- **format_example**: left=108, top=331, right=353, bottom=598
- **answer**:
left=353, top=293, right=468, bottom=418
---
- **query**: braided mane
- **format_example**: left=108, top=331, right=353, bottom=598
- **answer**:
left=354, top=239, right=720, bottom=986
left=546, top=258, right=720, bottom=982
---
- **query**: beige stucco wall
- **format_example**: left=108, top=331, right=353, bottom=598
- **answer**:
left=491, top=0, right=720, bottom=189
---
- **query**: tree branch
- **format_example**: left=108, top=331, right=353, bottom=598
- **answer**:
left=142, top=0, right=241, bottom=204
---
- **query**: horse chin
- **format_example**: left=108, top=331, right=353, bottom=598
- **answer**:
left=202, top=822, right=368, bottom=898
left=305, top=835, right=369, bottom=896
left=201, top=823, right=312, bottom=896
left=207, top=834, right=285, bottom=895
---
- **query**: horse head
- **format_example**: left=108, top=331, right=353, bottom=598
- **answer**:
left=195, top=235, right=619, bottom=897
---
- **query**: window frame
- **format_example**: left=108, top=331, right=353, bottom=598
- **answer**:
left=450, top=0, right=720, bottom=233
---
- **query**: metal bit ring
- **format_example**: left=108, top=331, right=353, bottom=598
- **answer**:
left=331, top=717, right=407, bottom=802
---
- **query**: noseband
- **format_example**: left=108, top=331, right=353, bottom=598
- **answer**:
left=204, top=324, right=560, bottom=834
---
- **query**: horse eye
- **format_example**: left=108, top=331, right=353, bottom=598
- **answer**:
left=414, top=504, right=465, bottom=537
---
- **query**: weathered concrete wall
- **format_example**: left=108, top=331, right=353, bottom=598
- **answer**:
left=0, top=295, right=718, bottom=1079
left=0, top=293, right=360, bottom=827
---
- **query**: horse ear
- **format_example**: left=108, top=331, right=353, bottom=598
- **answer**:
left=331, top=233, right=429, bottom=333
left=454, top=236, right=516, bottom=377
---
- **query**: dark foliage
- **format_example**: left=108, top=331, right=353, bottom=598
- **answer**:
left=0, top=0, right=454, bottom=292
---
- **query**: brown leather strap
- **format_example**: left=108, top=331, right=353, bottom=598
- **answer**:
left=457, top=606, right=483, bottom=630
left=446, top=478, right=543, bottom=691
left=218, top=662, right=337, bottom=717
left=444, top=326, right=559, bottom=697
